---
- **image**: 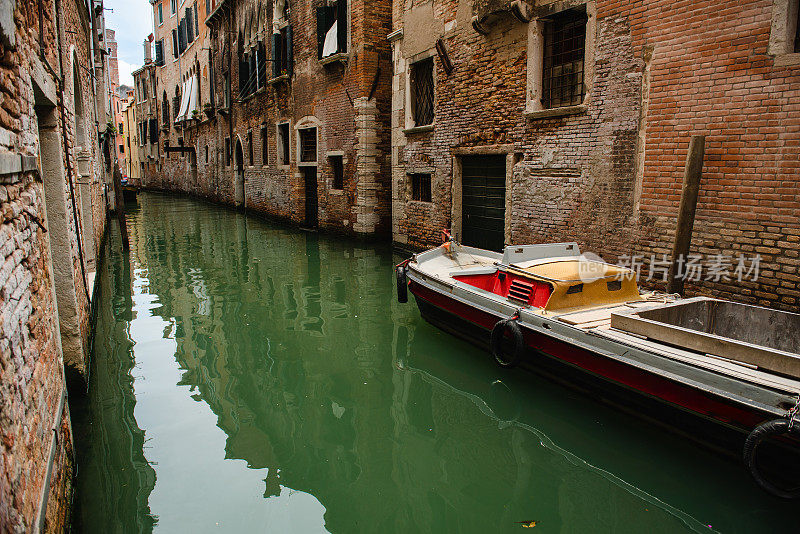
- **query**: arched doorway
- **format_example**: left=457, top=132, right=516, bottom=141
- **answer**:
left=234, top=139, right=245, bottom=208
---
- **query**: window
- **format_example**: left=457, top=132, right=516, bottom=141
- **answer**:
left=225, top=137, right=231, bottom=166
left=157, top=2, right=163, bottom=24
left=316, top=0, right=347, bottom=59
left=119, top=144, right=125, bottom=153
left=330, top=155, right=344, bottom=189
left=260, top=124, right=268, bottom=164
left=172, top=29, right=178, bottom=58
left=247, top=130, right=253, bottom=166
left=542, top=8, right=587, bottom=109
left=173, top=85, right=181, bottom=120
left=768, top=0, right=800, bottom=59
left=118, top=122, right=124, bottom=134
left=411, top=173, right=432, bottom=202
left=299, top=128, right=317, bottom=163
left=170, top=0, right=176, bottom=14
left=155, top=39, right=164, bottom=66
left=194, top=2, right=199, bottom=36
left=162, top=91, right=170, bottom=125
left=272, top=26, right=292, bottom=77
left=186, top=8, right=194, bottom=43
left=223, top=72, right=230, bottom=107
left=205, top=144, right=209, bottom=164
left=206, top=0, right=211, bottom=15
left=277, top=122, right=290, bottom=165
left=410, top=58, right=434, bottom=127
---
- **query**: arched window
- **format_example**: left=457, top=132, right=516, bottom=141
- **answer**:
left=162, top=91, right=170, bottom=125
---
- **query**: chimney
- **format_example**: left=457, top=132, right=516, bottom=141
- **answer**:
left=143, top=40, right=152, bottom=63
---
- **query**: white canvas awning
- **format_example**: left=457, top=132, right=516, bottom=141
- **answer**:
left=322, top=20, right=338, bottom=58
left=175, top=76, right=194, bottom=122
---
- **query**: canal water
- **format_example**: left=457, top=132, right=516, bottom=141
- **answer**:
left=73, top=193, right=794, bottom=533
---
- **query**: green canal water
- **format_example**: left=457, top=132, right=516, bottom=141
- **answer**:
left=72, top=193, right=794, bottom=533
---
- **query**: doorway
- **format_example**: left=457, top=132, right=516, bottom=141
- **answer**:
left=303, top=166, right=318, bottom=228
left=234, top=139, right=244, bottom=208
left=460, top=155, right=506, bottom=251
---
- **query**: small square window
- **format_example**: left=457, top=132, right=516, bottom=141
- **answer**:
left=410, top=173, right=432, bottom=202
left=330, top=155, right=344, bottom=189
left=410, top=58, right=434, bottom=127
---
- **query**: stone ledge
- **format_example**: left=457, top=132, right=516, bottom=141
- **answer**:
left=402, top=124, right=434, bottom=135
left=320, top=52, right=348, bottom=66
left=524, top=104, right=587, bottom=120
left=268, top=74, right=290, bottom=86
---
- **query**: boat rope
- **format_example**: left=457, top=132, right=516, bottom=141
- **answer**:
left=787, top=395, right=800, bottom=431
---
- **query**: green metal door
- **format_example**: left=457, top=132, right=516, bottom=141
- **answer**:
left=461, top=155, right=506, bottom=251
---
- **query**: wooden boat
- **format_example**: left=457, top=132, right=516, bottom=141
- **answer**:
left=396, top=240, right=800, bottom=498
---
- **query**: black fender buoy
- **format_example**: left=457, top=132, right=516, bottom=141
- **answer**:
left=396, top=265, right=408, bottom=303
left=491, top=317, right=524, bottom=368
left=743, top=418, right=800, bottom=499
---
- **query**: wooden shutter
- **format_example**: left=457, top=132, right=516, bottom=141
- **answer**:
left=155, top=40, right=164, bottom=65
left=316, top=7, right=327, bottom=59
left=286, top=24, right=293, bottom=77
left=337, top=0, right=347, bottom=53
left=271, top=32, right=279, bottom=77
left=186, top=8, right=194, bottom=43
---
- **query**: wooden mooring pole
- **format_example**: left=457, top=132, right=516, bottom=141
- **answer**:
left=666, top=135, right=705, bottom=295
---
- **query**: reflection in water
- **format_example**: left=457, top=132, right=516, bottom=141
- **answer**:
left=74, top=193, right=795, bottom=533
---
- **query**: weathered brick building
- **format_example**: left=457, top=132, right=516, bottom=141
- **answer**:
left=391, top=0, right=800, bottom=311
left=0, top=0, right=116, bottom=530
left=140, top=0, right=393, bottom=236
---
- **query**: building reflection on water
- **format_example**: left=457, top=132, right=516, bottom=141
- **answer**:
left=73, top=194, right=796, bottom=533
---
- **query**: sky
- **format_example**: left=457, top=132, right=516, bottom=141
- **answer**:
left=106, top=0, right=154, bottom=86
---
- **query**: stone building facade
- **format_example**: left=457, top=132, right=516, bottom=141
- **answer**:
left=0, top=0, right=115, bottom=531
left=390, top=0, right=800, bottom=311
left=140, top=0, right=393, bottom=236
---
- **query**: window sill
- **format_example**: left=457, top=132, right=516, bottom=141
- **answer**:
left=772, top=52, right=800, bottom=67
left=298, top=161, right=317, bottom=167
left=408, top=199, right=433, bottom=205
left=268, top=74, right=290, bottom=86
left=524, top=103, right=587, bottom=120
left=329, top=189, right=344, bottom=195
left=320, top=52, right=348, bottom=66
left=402, top=124, right=434, bottom=135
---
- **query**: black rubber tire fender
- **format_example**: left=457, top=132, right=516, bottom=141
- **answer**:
left=491, top=318, right=524, bottom=368
left=396, top=265, right=408, bottom=303
left=743, top=418, right=800, bottom=499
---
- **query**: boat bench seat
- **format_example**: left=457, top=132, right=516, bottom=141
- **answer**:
left=450, top=266, right=498, bottom=277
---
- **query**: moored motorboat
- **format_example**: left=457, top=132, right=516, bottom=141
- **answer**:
left=396, top=240, right=800, bottom=498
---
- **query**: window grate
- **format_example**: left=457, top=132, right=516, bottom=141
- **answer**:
left=410, top=58, right=434, bottom=126
left=299, top=128, right=317, bottom=162
left=411, top=173, right=432, bottom=202
left=542, top=9, right=587, bottom=109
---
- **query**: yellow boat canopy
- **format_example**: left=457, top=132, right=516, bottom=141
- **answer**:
left=510, top=259, right=642, bottom=312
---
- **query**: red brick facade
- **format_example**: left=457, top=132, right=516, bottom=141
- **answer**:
left=140, top=0, right=393, bottom=236
left=391, top=0, right=800, bottom=311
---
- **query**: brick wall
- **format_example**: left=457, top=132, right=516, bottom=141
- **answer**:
left=0, top=0, right=110, bottom=530
left=144, top=0, right=393, bottom=237
left=391, top=0, right=800, bottom=312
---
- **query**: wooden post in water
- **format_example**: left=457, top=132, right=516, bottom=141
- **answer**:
left=667, top=135, right=705, bottom=295
left=112, top=165, right=130, bottom=251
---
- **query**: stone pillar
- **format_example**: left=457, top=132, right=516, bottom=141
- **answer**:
left=353, top=97, right=381, bottom=235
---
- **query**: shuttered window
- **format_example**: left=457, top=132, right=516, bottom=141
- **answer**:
left=410, top=58, right=434, bottom=127
left=155, top=39, right=164, bottom=66
left=172, top=29, right=178, bottom=58
left=542, top=8, right=587, bottom=109
left=272, top=26, right=292, bottom=77
left=186, top=8, right=194, bottom=43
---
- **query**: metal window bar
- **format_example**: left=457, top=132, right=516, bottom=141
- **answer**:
left=411, top=173, right=431, bottom=202
left=411, top=58, right=434, bottom=126
left=299, top=128, right=317, bottom=162
left=542, top=9, right=587, bottom=109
